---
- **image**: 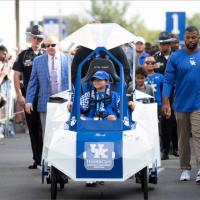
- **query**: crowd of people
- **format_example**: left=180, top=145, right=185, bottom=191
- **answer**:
left=0, top=22, right=200, bottom=185
left=129, top=26, right=200, bottom=184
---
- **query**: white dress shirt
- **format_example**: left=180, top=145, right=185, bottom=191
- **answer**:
left=48, top=52, right=62, bottom=94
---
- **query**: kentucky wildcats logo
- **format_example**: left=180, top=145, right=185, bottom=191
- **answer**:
left=83, top=142, right=115, bottom=170
left=90, top=144, right=108, bottom=158
left=189, top=57, right=196, bottom=66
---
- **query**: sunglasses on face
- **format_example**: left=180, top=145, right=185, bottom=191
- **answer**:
left=46, top=44, right=56, bottom=48
left=145, top=61, right=156, bottom=65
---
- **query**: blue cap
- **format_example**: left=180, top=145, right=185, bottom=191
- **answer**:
left=91, top=71, right=110, bottom=81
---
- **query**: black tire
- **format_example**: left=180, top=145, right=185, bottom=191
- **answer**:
left=51, top=166, right=58, bottom=200
left=142, top=167, right=148, bottom=200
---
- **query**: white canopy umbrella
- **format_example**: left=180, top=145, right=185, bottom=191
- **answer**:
left=60, top=23, right=136, bottom=51
left=60, top=23, right=136, bottom=95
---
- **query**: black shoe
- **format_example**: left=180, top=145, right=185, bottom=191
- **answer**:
left=172, top=150, right=179, bottom=157
left=85, top=182, right=97, bottom=187
left=28, top=162, right=38, bottom=169
left=98, top=181, right=104, bottom=185
left=161, top=153, right=169, bottom=160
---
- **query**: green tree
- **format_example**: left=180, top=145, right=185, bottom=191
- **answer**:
left=88, top=0, right=160, bottom=43
left=187, top=13, right=200, bottom=30
left=88, top=0, right=129, bottom=27
left=64, top=15, right=88, bottom=35
left=64, top=0, right=161, bottom=44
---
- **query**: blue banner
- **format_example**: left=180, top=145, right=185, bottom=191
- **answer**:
left=76, top=131, right=122, bottom=178
left=166, top=12, right=186, bottom=42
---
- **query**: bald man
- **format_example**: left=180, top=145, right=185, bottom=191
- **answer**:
left=25, top=35, right=69, bottom=136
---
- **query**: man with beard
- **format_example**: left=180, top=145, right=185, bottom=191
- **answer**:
left=162, top=26, right=200, bottom=184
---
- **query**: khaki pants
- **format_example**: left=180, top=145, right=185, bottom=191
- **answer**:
left=175, top=111, right=200, bottom=170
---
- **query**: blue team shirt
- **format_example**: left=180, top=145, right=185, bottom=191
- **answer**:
left=145, top=73, right=164, bottom=106
left=137, top=51, right=149, bottom=65
left=80, top=90, right=120, bottom=118
left=163, top=48, right=200, bottom=112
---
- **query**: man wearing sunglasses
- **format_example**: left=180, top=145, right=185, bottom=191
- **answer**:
left=13, top=25, right=44, bottom=169
left=25, top=35, right=69, bottom=139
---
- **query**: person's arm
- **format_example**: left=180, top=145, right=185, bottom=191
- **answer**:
left=13, top=71, right=25, bottom=108
left=66, top=101, right=73, bottom=112
left=25, top=58, right=39, bottom=113
left=162, top=96, right=171, bottom=118
left=0, top=62, right=10, bottom=85
left=162, top=55, right=176, bottom=118
left=12, top=52, right=25, bottom=108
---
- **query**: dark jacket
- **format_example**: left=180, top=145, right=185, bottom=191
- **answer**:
left=153, top=51, right=169, bottom=75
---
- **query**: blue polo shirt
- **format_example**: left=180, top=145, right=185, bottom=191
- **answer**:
left=137, top=51, right=149, bottom=65
left=163, top=48, right=200, bottom=112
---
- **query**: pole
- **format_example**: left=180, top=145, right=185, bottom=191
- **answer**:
left=15, top=0, right=20, bottom=46
left=129, top=43, right=136, bottom=101
left=58, top=5, right=62, bottom=40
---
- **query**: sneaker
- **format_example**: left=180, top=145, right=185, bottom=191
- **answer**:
left=172, top=150, right=179, bottom=157
left=0, top=133, right=4, bottom=140
left=28, top=162, right=38, bottom=169
left=180, top=170, right=190, bottom=181
left=196, top=170, right=200, bottom=184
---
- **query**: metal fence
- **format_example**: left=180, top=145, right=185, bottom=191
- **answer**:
left=0, top=76, right=24, bottom=137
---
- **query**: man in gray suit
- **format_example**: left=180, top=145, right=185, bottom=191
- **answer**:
left=25, top=35, right=69, bottom=136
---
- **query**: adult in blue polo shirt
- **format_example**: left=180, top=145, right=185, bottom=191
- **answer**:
left=162, top=26, right=200, bottom=184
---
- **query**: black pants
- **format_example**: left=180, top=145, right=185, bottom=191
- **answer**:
left=161, top=111, right=178, bottom=155
left=25, top=105, right=43, bottom=164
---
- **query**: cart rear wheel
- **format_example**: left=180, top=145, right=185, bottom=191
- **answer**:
left=51, top=166, right=58, bottom=200
left=141, top=167, right=148, bottom=200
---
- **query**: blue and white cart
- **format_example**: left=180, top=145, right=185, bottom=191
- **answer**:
left=42, top=23, right=160, bottom=200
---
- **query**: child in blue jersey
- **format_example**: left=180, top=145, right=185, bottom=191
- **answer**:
left=144, top=56, right=164, bottom=107
left=67, top=71, right=135, bottom=119
left=80, top=71, right=120, bottom=120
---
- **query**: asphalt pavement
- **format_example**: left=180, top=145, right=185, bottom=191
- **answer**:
left=0, top=133, right=200, bottom=200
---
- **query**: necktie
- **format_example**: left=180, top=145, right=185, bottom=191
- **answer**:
left=51, top=56, right=58, bottom=95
